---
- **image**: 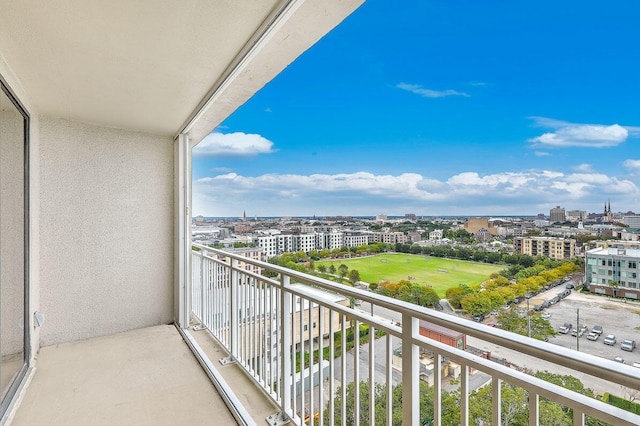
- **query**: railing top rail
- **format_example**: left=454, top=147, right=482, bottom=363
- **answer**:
left=413, top=333, right=640, bottom=426
left=191, top=244, right=640, bottom=391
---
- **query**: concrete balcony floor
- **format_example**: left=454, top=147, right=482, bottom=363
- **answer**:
left=10, top=325, right=240, bottom=426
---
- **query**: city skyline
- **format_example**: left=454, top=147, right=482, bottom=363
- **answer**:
left=192, top=1, right=640, bottom=218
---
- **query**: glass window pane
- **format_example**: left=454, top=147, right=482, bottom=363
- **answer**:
left=0, top=85, right=27, bottom=401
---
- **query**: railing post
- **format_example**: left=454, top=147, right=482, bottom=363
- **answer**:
left=401, top=314, right=419, bottom=426
left=200, top=249, right=207, bottom=322
left=230, top=258, right=239, bottom=359
left=492, top=377, right=501, bottom=426
left=461, top=365, right=469, bottom=426
left=281, top=275, right=293, bottom=418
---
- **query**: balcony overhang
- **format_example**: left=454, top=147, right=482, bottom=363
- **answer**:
left=0, top=0, right=364, bottom=144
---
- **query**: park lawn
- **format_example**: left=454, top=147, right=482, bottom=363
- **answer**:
left=317, top=253, right=504, bottom=297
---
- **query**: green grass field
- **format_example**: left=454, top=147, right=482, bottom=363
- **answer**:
left=317, top=253, right=503, bottom=297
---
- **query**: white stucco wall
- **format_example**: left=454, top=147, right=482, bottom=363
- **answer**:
left=39, top=117, right=174, bottom=346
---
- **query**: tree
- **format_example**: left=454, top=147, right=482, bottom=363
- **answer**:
left=496, top=307, right=556, bottom=341
left=460, top=292, right=493, bottom=316
left=323, top=381, right=434, bottom=426
left=328, top=264, right=336, bottom=275
left=348, top=269, right=361, bottom=285
left=338, top=264, right=349, bottom=279
left=445, top=285, right=471, bottom=309
left=317, top=264, right=327, bottom=274
left=397, top=282, right=440, bottom=308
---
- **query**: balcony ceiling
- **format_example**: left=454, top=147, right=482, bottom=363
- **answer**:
left=0, top=0, right=363, bottom=143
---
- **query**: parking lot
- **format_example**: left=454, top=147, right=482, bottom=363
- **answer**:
left=532, top=288, right=640, bottom=364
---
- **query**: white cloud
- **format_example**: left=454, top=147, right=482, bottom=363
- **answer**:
left=528, top=117, right=632, bottom=148
left=397, top=83, right=469, bottom=98
left=534, top=151, right=551, bottom=157
left=623, top=159, right=640, bottom=171
left=573, top=163, right=594, bottom=172
left=192, top=168, right=640, bottom=217
left=193, top=132, right=276, bottom=156
left=530, top=124, right=627, bottom=147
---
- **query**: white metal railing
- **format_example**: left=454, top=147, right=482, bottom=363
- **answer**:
left=191, top=244, right=640, bottom=426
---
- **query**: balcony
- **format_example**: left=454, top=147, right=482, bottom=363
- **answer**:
left=5, top=246, right=640, bottom=425
left=186, top=244, right=640, bottom=425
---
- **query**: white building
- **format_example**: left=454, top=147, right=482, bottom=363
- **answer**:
left=317, top=231, right=344, bottom=251
left=586, top=247, right=640, bottom=299
left=429, top=229, right=444, bottom=240
left=344, top=232, right=369, bottom=247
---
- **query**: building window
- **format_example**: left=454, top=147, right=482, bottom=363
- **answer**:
left=304, top=325, right=308, bottom=331
left=630, top=261, right=637, bottom=269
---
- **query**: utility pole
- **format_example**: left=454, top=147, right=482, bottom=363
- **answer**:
left=576, top=308, right=580, bottom=352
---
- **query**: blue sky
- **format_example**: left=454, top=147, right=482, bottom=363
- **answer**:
left=193, top=1, right=640, bottom=218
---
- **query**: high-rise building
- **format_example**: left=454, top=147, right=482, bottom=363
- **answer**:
left=550, top=206, right=565, bottom=223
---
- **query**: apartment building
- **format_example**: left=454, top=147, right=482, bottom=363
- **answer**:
left=514, top=236, right=576, bottom=260
left=343, top=231, right=370, bottom=247
left=586, top=247, right=640, bottom=299
left=221, top=247, right=264, bottom=276
left=370, top=231, right=407, bottom=244
left=550, top=206, right=566, bottom=223
left=317, top=231, right=344, bottom=251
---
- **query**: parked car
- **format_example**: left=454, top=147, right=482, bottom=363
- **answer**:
left=614, top=357, right=625, bottom=363
left=621, top=339, right=636, bottom=352
left=559, top=323, right=572, bottom=334
left=586, top=331, right=599, bottom=341
left=566, top=283, right=574, bottom=289
left=592, top=325, right=603, bottom=335
left=571, top=325, right=588, bottom=337
left=604, top=334, right=616, bottom=345
left=541, top=312, right=551, bottom=319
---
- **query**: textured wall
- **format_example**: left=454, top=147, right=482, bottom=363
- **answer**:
left=39, top=117, right=174, bottom=346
